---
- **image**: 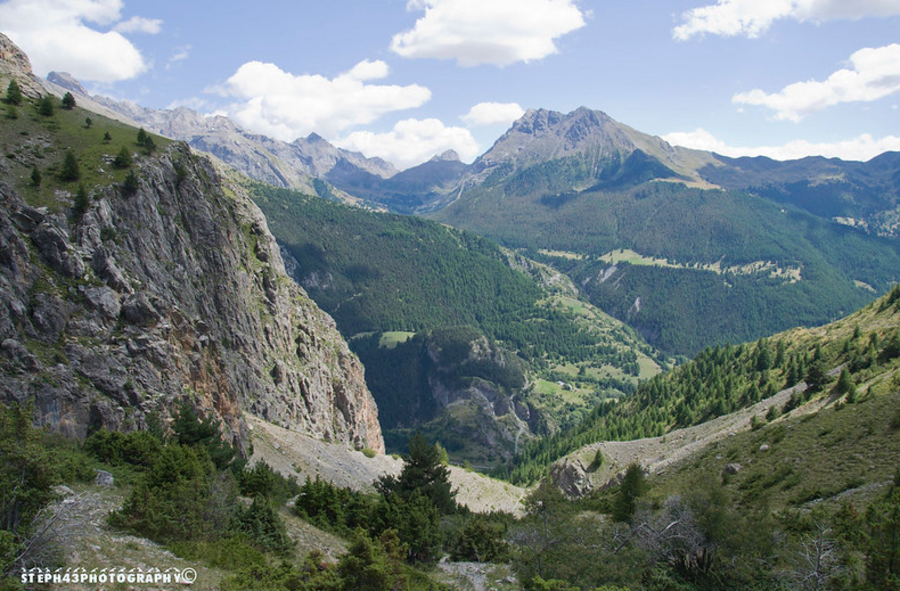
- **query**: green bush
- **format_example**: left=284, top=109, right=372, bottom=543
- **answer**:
left=109, top=443, right=214, bottom=543
left=84, top=429, right=162, bottom=469
left=230, top=498, right=293, bottom=556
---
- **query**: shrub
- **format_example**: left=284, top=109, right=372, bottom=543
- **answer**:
left=83, top=429, right=162, bottom=469
left=109, top=443, right=214, bottom=543
left=230, top=498, right=293, bottom=556
left=448, top=513, right=508, bottom=562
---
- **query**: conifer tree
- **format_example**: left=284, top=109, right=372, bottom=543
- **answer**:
left=73, top=184, right=89, bottom=218
left=37, top=95, right=54, bottom=116
left=612, top=463, right=646, bottom=522
left=113, top=146, right=132, bottom=169
left=61, top=91, right=76, bottom=109
left=5, top=79, right=22, bottom=105
left=59, top=151, right=80, bottom=182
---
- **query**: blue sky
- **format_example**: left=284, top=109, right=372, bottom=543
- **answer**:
left=2, top=0, right=899, bottom=169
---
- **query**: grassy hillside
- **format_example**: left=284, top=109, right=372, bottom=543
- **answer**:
left=501, top=284, right=900, bottom=484
left=0, top=92, right=171, bottom=210
left=435, top=163, right=900, bottom=355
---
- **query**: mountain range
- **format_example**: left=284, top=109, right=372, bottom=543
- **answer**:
left=4, top=31, right=900, bottom=591
left=46, top=72, right=900, bottom=359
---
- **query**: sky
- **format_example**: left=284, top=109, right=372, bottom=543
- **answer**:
left=2, top=0, right=899, bottom=170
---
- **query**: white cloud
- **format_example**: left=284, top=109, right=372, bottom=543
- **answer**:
left=390, top=0, right=586, bottom=66
left=674, top=0, right=900, bottom=40
left=166, top=45, right=191, bottom=70
left=663, top=127, right=900, bottom=162
left=0, top=0, right=156, bottom=82
left=219, top=59, right=432, bottom=142
left=113, top=15, right=162, bottom=34
left=732, top=43, right=900, bottom=121
left=461, top=102, right=525, bottom=126
left=336, top=118, right=480, bottom=170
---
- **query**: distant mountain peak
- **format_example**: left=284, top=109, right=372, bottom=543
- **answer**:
left=47, top=71, right=88, bottom=96
left=306, top=132, right=327, bottom=143
left=430, top=149, right=461, bottom=163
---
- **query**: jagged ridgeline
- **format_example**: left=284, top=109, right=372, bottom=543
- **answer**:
left=0, top=51, right=382, bottom=453
left=240, top=178, right=668, bottom=463
left=501, top=283, right=900, bottom=485
left=432, top=108, right=900, bottom=356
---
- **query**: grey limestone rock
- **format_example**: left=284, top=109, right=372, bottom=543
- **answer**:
left=94, top=470, right=114, bottom=487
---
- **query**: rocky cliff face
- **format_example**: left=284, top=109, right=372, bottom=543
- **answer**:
left=0, top=35, right=383, bottom=453
left=0, top=145, right=383, bottom=452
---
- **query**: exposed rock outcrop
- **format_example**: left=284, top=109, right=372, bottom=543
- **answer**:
left=0, top=35, right=383, bottom=454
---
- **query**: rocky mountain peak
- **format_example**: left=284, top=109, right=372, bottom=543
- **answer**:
left=47, top=71, right=88, bottom=96
left=430, top=149, right=461, bottom=163
left=472, top=106, right=637, bottom=174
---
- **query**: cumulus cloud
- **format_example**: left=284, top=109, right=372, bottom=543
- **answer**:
left=663, top=127, right=900, bottom=162
left=390, top=0, right=587, bottom=66
left=732, top=43, right=900, bottom=121
left=219, top=59, right=431, bottom=142
left=0, top=0, right=157, bottom=82
left=461, top=102, right=525, bottom=126
left=674, top=0, right=900, bottom=40
left=336, top=118, right=480, bottom=170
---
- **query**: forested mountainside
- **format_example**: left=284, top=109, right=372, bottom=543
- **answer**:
left=241, top=177, right=668, bottom=464
left=433, top=107, right=900, bottom=356
left=0, top=35, right=382, bottom=453
left=503, top=282, right=900, bottom=486
left=51, top=74, right=900, bottom=358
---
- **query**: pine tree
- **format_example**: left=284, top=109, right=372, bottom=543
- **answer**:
left=5, top=80, right=22, bottom=105
left=122, top=169, right=139, bottom=196
left=61, top=91, right=76, bottom=109
left=113, top=146, right=133, bottom=169
left=73, top=184, right=89, bottom=218
left=30, top=165, right=41, bottom=187
left=38, top=95, right=54, bottom=116
left=378, top=432, right=456, bottom=515
left=59, top=151, right=80, bottom=182
left=612, top=463, right=646, bottom=522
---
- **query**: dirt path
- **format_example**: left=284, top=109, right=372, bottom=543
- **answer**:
left=248, top=414, right=529, bottom=515
left=559, top=381, right=815, bottom=492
